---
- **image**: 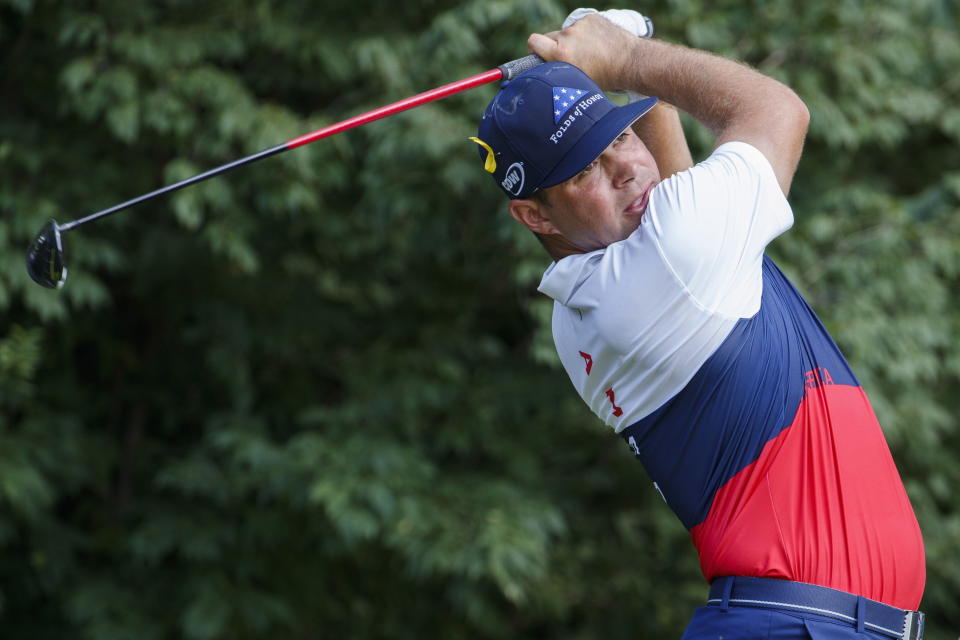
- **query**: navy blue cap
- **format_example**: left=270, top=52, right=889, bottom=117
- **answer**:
left=473, top=62, right=658, bottom=199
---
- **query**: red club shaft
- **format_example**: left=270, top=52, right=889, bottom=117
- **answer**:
left=285, top=68, right=504, bottom=149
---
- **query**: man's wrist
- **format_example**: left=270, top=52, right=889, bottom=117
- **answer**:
left=611, top=36, right=647, bottom=94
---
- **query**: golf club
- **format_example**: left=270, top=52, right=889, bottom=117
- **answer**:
left=27, top=15, right=655, bottom=289
left=25, top=54, right=546, bottom=289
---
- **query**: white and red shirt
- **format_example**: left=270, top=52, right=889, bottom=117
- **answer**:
left=538, top=142, right=925, bottom=609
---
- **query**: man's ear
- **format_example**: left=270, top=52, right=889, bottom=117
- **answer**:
left=508, top=199, right=559, bottom=235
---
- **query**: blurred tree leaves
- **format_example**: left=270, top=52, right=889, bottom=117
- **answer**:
left=0, top=0, right=957, bottom=638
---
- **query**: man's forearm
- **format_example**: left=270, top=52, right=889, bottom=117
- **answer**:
left=618, top=38, right=807, bottom=152
left=631, top=101, right=693, bottom=180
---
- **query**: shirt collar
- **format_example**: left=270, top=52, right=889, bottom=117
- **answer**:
left=537, top=250, right=605, bottom=305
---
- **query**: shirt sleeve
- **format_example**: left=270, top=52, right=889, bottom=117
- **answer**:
left=641, top=141, right=794, bottom=318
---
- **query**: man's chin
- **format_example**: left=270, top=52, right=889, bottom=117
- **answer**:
left=619, top=218, right=643, bottom=241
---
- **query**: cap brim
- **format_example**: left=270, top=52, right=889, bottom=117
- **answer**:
left=540, top=96, right=658, bottom=190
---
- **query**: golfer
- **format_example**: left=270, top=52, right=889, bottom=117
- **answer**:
left=473, top=11, right=925, bottom=640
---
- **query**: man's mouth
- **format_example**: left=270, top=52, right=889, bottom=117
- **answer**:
left=624, top=183, right=655, bottom=217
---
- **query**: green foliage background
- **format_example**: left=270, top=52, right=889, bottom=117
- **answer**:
left=1, top=0, right=958, bottom=637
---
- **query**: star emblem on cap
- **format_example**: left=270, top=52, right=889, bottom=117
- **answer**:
left=552, top=87, right=587, bottom=124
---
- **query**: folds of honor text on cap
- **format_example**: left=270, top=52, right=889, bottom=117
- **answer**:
left=550, top=89, right=604, bottom=144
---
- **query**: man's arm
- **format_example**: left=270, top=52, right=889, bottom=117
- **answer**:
left=529, top=16, right=809, bottom=195
left=632, top=101, right=693, bottom=180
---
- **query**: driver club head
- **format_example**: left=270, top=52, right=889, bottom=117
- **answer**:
left=26, top=220, right=67, bottom=289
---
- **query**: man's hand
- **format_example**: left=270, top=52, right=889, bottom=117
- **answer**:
left=561, top=9, right=654, bottom=103
left=528, top=15, right=640, bottom=92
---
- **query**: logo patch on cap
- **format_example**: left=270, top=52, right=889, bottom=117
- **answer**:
left=552, top=87, right=588, bottom=124
left=501, top=162, right=525, bottom=196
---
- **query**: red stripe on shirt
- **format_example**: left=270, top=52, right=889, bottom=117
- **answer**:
left=690, top=384, right=925, bottom=610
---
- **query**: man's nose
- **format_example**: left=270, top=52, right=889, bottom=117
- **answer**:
left=610, top=154, right=637, bottom=188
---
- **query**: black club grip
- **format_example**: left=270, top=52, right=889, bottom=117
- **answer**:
left=497, top=54, right=545, bottom=81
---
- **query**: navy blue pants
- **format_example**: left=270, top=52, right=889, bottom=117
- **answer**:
left=681, top=605, right=892, bottom=639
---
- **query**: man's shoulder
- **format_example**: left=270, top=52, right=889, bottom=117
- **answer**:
left=705, top=140, right=781, bottom=180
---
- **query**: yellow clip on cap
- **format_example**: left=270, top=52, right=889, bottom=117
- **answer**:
left=468, top=137, right=497, bottom=174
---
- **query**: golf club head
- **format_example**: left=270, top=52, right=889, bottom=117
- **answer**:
left=26, top=220, right=67, bottom=289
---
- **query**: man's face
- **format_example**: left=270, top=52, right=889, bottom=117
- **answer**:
left=532, top=128, right=660, bottom=252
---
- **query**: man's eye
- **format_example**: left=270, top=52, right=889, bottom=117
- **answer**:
left=614, top=132, right=630, bottom=144
left=579, top=161, right=598, bottom=177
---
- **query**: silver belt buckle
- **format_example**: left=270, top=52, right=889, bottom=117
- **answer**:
left=903, top=610, right=925, bottom=640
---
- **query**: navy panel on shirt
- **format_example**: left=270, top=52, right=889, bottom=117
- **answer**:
left=620, top=257, right=858, bottom=530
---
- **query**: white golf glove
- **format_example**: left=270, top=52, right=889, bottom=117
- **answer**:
left=561, top=8, right=653, bottom=102
left=561, top=8, right=654, bottom=37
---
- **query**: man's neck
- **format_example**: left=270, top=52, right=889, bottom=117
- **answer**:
left=539, top=234, right=586, bottom=262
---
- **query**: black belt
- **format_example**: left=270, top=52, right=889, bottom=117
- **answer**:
left=708, top=576, right=924, bottom=640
